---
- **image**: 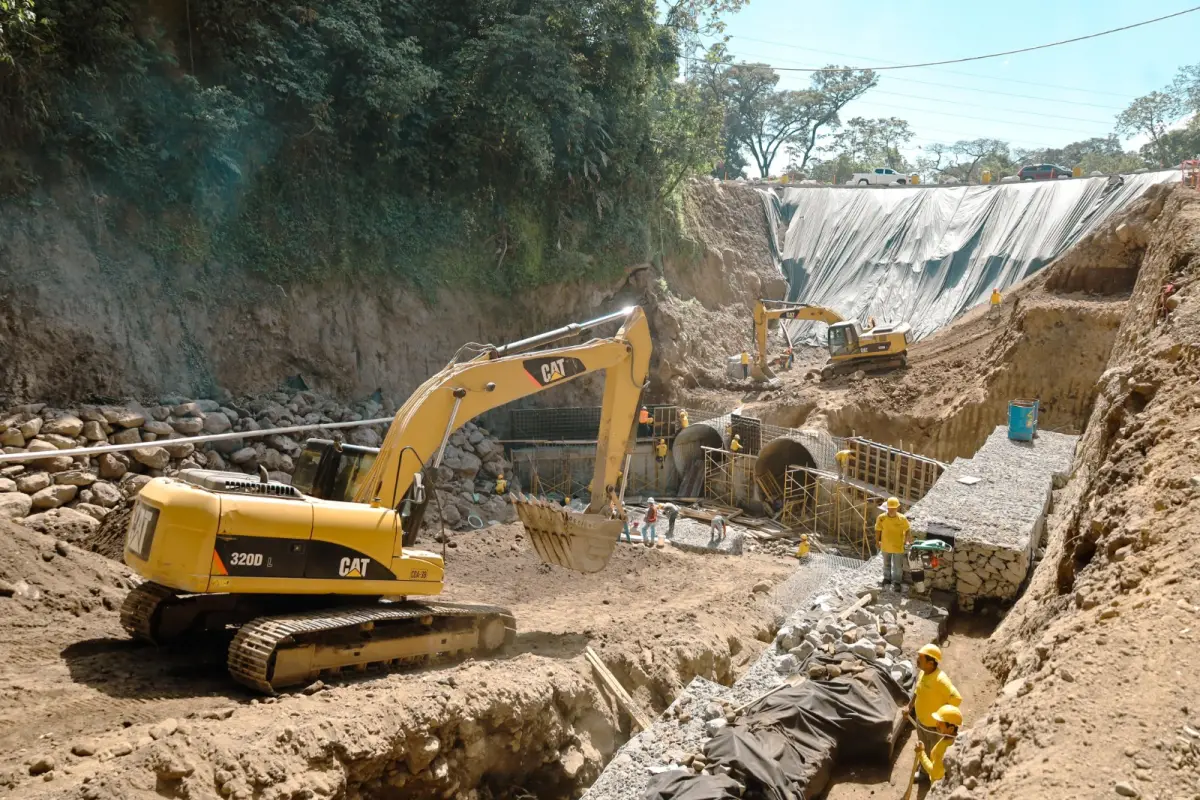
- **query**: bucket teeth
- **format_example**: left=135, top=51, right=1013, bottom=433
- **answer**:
left=512, top=492, right=620, bottom=573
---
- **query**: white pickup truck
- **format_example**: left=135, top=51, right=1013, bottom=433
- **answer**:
left=850, top=167, right=911, bottom=186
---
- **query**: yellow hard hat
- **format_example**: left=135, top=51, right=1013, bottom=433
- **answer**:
left=917, top=643, right=942, bottom=662
left=733, top=434, right=741, bottom=439
left=659, top=439, right=666, bottom=444
left=497, top=472, right=504, bottom=478
left=886, top=497, right=901, bottom=509
left=932, top=705, right=963, bottom=727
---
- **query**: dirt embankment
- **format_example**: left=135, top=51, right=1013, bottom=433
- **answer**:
left=923, top=185, right=1200, bottom=799
left=0, top=181, right=780, bottom=409
left=0, top=517, right=795, bottom=800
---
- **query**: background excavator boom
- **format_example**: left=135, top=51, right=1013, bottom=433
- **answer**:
left=753, top=300, right=844, bottom=372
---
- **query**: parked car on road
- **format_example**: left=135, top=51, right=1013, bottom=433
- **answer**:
left=1017, top=164, right=1072, bottom=181
left=851, top=167, right=911, bottom=186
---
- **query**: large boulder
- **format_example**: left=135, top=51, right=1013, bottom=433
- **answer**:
left=42, top=416, right=84, bottom=437
left=349, top=427, right=382, bottom=448
left=90, top=481, right=123, bottom=508
left=75, top=503, right=110, bottom=521
left=202, top=412, right=232, bottom=435
left=111, top=428, right=142, bottom=445
left=98, top=453, right=130, bottom=480
left=0, top=428, right=24, bottom=447
left=230, top=447, right=258, bottom=466
left=169, top=417, right=204, bottom=436
left=132, top=447, right=171, bottom=471
left=81, top=421, right=107, bottom=442
left=120, top=474, right=152, bottom=496
left=142, top=420, right=174, bottom=436
left=15, top=471, right=51, bottom=494
left=17, top=417, right=42, bottom=439
left=0, top=493, right=32, bottom=520
left=161, top=440, right=195, bottom=460
left=31, top=483, right=78, bottom=510
left=53, top=470, right=97, bottom=487
left=109, top=408, right=147, bottom=428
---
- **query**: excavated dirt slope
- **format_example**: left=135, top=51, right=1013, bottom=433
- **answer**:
left=0, top=519, right=794, bottom=800
left=0, top=181, right=780, bottom=408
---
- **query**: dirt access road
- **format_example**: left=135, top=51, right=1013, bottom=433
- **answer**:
left=0, top=519, right=796, bottom=799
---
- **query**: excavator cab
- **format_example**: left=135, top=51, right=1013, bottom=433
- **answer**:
left=826, top=322, right=860, bottom=357
left=292, top=439, right=426, bottom=546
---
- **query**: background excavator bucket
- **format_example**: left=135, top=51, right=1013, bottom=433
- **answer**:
left=511, top=493, right=621, bottom=573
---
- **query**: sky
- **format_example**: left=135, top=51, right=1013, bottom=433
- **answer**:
left=693, top=0, right=1200, bottom=173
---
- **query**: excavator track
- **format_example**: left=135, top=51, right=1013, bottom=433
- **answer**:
left=119, top=581, right=177, bottom=643
left=227, top=600, right=517, bottom=694
left=821, top=353, right=908, bottom=381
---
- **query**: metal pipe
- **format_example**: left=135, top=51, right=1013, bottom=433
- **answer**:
left=0, top=416, right=395, bottom=463
left=491, top=307, right=634, bottom=357
left=432, top=393, right=465, bottom=468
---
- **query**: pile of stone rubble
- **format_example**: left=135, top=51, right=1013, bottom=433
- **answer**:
left=0, top=392, right=513, bottom=540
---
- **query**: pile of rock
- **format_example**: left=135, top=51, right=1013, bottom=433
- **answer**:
left=772, top=597, right=914, bottom=686
left=0, top=392, right=513, bottom=540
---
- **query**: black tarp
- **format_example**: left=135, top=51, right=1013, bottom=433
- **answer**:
left=645, top=655, right=910, bottom=800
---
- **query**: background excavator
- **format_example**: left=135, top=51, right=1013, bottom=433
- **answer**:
left=120, top=306, right=651, bottom=693
left=752, top=299, right=911, bottom=381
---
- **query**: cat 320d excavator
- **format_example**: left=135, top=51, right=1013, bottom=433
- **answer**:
left=752, top=299, right=910, bottom=382
left=120, top=307, right=651, bottom=693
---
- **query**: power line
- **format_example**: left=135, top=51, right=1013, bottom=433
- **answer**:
left=709, top=5, right=1200, bottom=72
left=861, top=99, right=1101, bottom=135
left=689, top=48, right=1128, bottom=110
left=864, top=89, right=1113, bottom=126
left=717, top=35, right=1136, bottom=99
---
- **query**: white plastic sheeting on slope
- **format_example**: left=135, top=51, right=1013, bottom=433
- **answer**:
left=763, top=171, right=1178, bottom=344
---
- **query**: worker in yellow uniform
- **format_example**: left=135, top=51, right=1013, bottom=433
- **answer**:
left=739, top=350, right=750, bottom=379
left=678, top=409, right=689, bottom=429
left=989, top=287, right=1002, bottom=318
left=730, top=434, right=742, bottom=453
left=495, top=473, right=507, bottom=494
left=655, top=438, right=668, bottom=465
left=914, top=704, right=961, bottom=784
left=835, top=448, right=852, bottom=479
left=909, top=642, right=963, bottom=778
left=874, top=497, right=910, bottom=591
left=638, top=406, right=652, bottom=437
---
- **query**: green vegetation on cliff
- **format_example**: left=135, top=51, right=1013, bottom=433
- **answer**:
left=0, top=0, right=730, bottom=291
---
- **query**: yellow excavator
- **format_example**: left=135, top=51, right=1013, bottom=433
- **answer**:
left=120, top=307, right=651, bottom=693
left=752, top=299, right=910, bottom=381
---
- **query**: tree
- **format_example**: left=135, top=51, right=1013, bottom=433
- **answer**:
left=1115, top=91, right=1184, bottom=165
left=789, top=67, right=878, bottom=170
left=950, top=138, right=1009, bottom=183
left=831, top=116, right=913, bottom=169
left=742, top=87, right=825, bottom=177
left=916, top=142, right=952, bottom=182
left=0, top=0, right=37, bottom=66
left=1140, top=123, right=1200, bottom=166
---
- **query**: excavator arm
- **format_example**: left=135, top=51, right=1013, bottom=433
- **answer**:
left=753, top=300, right=844, bottom=373
left=353, top=306, right=652, bottom=572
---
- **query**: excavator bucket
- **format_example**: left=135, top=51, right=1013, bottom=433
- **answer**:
left=511, top=493, right=621, bottom=573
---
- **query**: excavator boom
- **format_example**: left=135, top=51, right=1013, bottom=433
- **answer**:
left=752, top=300, right=845, bottom=378
left=355, top=305, right=651, bottom=571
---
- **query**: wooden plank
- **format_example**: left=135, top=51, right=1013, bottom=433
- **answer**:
left=835, top=593, right=872, bottom=620
left=585, top=647, right=653, bottom=731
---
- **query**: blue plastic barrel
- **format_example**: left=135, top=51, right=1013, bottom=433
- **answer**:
left=1008, top=399, right=1039, bottom=441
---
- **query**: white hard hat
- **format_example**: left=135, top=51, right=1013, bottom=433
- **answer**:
left=648, top=497, right=655, bottom=504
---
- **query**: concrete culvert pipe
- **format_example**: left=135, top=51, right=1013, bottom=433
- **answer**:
left=755, top=436, right=817, bottom=496
left=672, top=422, right=723, bottom=474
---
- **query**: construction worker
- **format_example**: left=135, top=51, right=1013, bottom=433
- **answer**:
left=874, top=497, right=911, bottom=590
left=835, top=448, right=852, bottom=479
left=730, top=434, right=742, bottom=454
left=867, top=316, right=877, bottom=330
left=495, top=473, right=507, bottom=494
left=655, top=438, right=668, bottom=465
left=638, top=406, right=652, bottom=437
left=661, top=501, right=680, bottom=538
left=678, top=409, right=690, bottom=429
left=796, top=534, right=810, bottom=559
left=989, top=287, right=1002, bottom=318
left=643, top=499, right=659, bottom=546
left=785, top=346, right=794, bottom=369
left=619, top=508, right=632, bottom=543
left=909, top=643, right=963, bottom=772
left=739, top=351, right=750, bottom=379
left=913, top=704, right=961, bottom=784
left=710, top=514, right=726, bottom=545
left=616, top=469, right=624, bottom=493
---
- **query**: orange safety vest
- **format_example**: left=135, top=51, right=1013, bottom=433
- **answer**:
left=639, top=409, right=651, bottom=424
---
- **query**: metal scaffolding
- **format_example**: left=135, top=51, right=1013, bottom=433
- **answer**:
left=781, top=466, right=888, bottom=559
left=702, top=446, right=757, bottom=507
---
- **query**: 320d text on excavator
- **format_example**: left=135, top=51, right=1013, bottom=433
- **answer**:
left=119, top=306, right=652, bottom=693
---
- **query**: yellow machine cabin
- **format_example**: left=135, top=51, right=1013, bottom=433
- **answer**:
left=120, top=306, right=652, bottom=693
left=751, top=299, right=910, bottom=381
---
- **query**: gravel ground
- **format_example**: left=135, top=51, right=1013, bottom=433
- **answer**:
left=665, top=516, right=745, bottom=555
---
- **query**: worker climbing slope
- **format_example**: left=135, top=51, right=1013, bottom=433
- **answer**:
left=914, top=704, right=961, bottom=784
